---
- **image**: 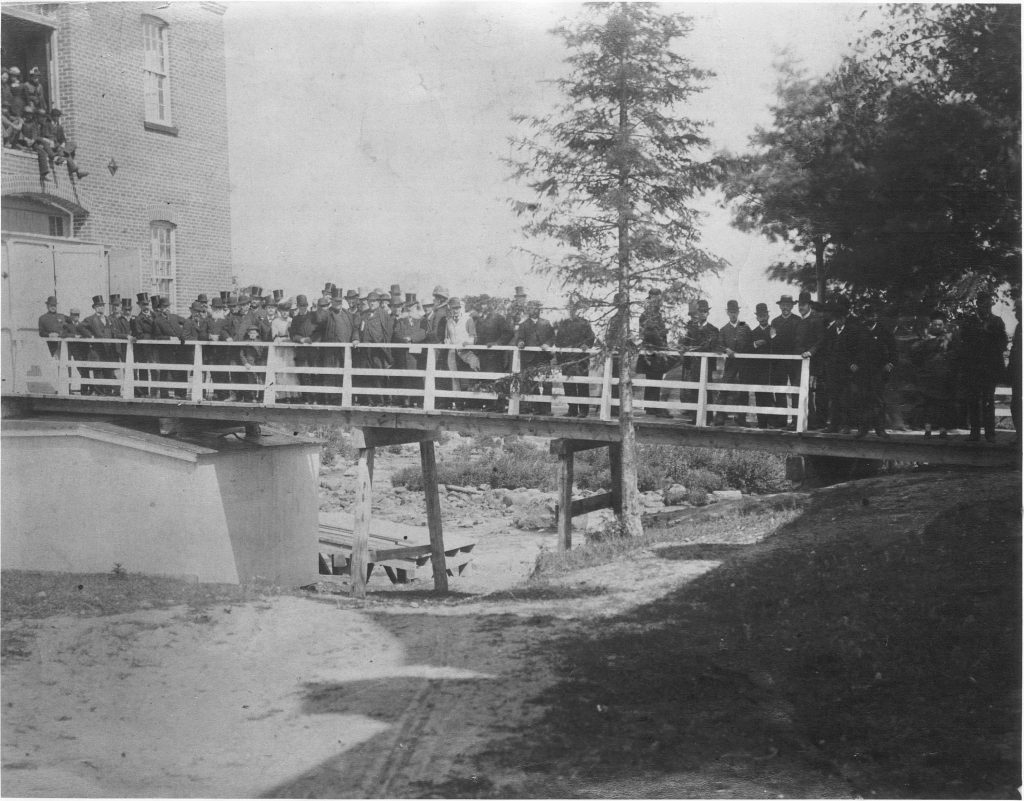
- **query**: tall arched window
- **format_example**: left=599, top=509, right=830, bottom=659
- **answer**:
left=150, top=221, right=176, bottom=306
left=142, top=15, right=172, bottom=126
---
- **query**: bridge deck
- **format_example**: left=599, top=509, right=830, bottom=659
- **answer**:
left=7, top=393, right=1019, bottom=468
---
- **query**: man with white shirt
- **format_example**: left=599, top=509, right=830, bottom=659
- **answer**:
left=444, top=297, right=480, bottom=409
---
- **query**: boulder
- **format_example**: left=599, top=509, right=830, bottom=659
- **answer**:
left=662, top=484, right=688, bottom=505
left=711, top=489, right=743, bottom=501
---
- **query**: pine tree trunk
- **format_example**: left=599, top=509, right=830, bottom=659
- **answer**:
left=814, top=237, right=826, bottom=300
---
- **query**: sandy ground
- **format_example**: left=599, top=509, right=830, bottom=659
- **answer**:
left=3, top=447, right=1018, bottom=798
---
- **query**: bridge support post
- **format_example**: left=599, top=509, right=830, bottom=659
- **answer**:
left=556, top=448, right=574, bottom=551
left=351, top=427, right=447, bottom=595
left=552, top=438, right=623, bottom=550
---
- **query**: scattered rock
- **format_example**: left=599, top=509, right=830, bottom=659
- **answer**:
left=662, top=483, right=689, bottom=505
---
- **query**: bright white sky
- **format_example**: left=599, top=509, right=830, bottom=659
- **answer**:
left=224, top=1, right=880, bottom=317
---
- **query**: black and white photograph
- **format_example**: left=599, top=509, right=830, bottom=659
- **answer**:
left=0, top=1, right=1020, bottom=797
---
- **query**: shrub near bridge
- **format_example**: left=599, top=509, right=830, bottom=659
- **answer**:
left=388, top=437, right=790, bottom=495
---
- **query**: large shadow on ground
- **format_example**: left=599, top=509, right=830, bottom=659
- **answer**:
left=267, top=472, right=1021, bottom=799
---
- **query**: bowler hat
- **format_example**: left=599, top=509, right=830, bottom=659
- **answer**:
left=448, top=296, right=463, bottom=307
left=136, top=292, right=150, bottom=305
left=726, top=299, right=739, bottom=312
left=211, top=297, right=225, bottom=309
left=755, top=302, right=769, bottom=315
left=777, top=294, right=795, bottom=305
left=798, top=290, right=812, bottom=304
left=159, top=297, right=172, bottom=309
left=316, top=297, right=331, bottom=307
left=648, top=287, right=662, bottom=297
left=296, top=294, right=309, bottom=307
left=69, top=307, right=80, bottom=316
left=190, top=301, right=204, bottom=313
left=238, top=294, right=251, bottom=304
left=197, top=293, right=209, bottom=304
left=91, top=294, right=105, bottom=306
left=49, top=108, right=62, bottom=117
left=45, top=295, right=57, bottom=305
left=696, top=299, right=709, bottom=311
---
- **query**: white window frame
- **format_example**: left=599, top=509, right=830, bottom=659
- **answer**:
left=142, top=16, right=172, bottom=126
left=150, top=221, right=177, bottom=307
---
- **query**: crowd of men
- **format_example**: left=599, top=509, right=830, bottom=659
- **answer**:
left=2, top=65, right=87, bottom=182
left=38, top=283, right=1019, bottom=443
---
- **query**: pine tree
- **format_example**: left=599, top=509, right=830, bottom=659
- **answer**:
left=508, top=3, right=724, bottom=536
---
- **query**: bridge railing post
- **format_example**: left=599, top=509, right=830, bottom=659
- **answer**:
left=599, top=353, right=613, bottom=421
left=342, top=344, right=354, bottom=407
left=262, top=343, right=277, bottom=406
left=189, top=342, right=205, bottom=401
left=123, top=340, right=135, bottom=399
left=797, top=356, right=810, bottom=433
left=695, top=355, right=709, bottom=427
left=57, top=339, right=70, bottom=396
left=508, top=348, right=522, bottom=416
left=423, top=346, right=436, bottom=412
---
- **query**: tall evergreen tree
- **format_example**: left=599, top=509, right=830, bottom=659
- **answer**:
left=508, top=3, right=723, bottom=536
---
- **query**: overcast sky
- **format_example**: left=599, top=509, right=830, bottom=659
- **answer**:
left=224, top=2, right=879, bottom=315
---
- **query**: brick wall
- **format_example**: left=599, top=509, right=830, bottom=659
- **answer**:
left=51, top=2, right=233, bottom=312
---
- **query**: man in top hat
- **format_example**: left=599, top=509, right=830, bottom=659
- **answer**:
left=358, top=289, right=394, bottom=405
left=679, top=299, right=719, bottom=423
left=821, top=297, right=862, bottom=434
left=206, top=295, right=235, bottom=400
left=391, top=293, right=427, bottom=407
left=746, top=302, right=778, bottom=429
left=38, top=295, right=67, bottom=358
left=321, top=285, right=358, bottom=403
left=107, top=293, right=132, bottom=364
left=290, top=295, right=326, bottom=403
left=322, top=283, right=335, bottom=302
left=474, top=295, right=513, bottom=391
left=952, top=290, right=1007, bottom=442
left=797, top=290, right=828, bottom=429
left=853, top=303, right=896, bottom=438
left=713, top=300, right=753, bottom=426
left=636, top=288, right=671, bottom=416
left=555, top=294, right=596, bottom=418
left=131, top=293, right=157, bottom=397
left=152, top=297, right=188, bottom=398
left=515, top=299, right=555, bottom=415
left=79, top=294, right=116, bottom=395
left=770, top=294, right=802, bottom=428
left=426, top=285, right=450, bottom=344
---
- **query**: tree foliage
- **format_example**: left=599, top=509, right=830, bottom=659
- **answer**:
left=722, top=4, right=1021, bottom=308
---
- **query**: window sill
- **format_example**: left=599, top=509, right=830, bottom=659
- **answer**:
left=144, top=121, right=178, bottom=137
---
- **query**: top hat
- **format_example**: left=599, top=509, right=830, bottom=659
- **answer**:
left=226, top=294, right=239, bottom=306
left=797, top=290, right=812, bottom=304
left=295, top=294, right=309, bottom=307
left=272, top=289, right=284, bottom=302
left=137, top=292, right=150, bottom=305
left=109, top=293, right=120, bottom=305
left=197, top=293, right=209, bottom=303
left=249, top=286, right=263, bottom=299
left=777, top=294, right=795, bottom=305
left=91, top=294, right=105, bottom=307
left=323, top=282, right=335, bottom=293
left=404, top=292, right=417, bottom=305
left=390, top=283, right=402, bottom=297
left=331, top=286, right=344, bottom=300
left=121, top=297, right=133, bottom=309
left=754, top=302, right=769, bottom=315
left=514, top=286, right=527, bottom=297
left=726, top=299, right=739, bottom=312
left=45, top=295, right=57, bottom=305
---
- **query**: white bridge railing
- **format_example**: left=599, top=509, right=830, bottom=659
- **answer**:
left=41, top=338, right=824, bottom=431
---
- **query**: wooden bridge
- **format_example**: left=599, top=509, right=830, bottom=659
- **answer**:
left=4, top=339, right=1018, bottom=596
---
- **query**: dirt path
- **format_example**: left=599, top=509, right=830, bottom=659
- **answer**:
left=3, top=467, right=1019, bottom=798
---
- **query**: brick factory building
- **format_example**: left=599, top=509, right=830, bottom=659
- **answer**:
left=1, top=1, right=233, bottom=392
